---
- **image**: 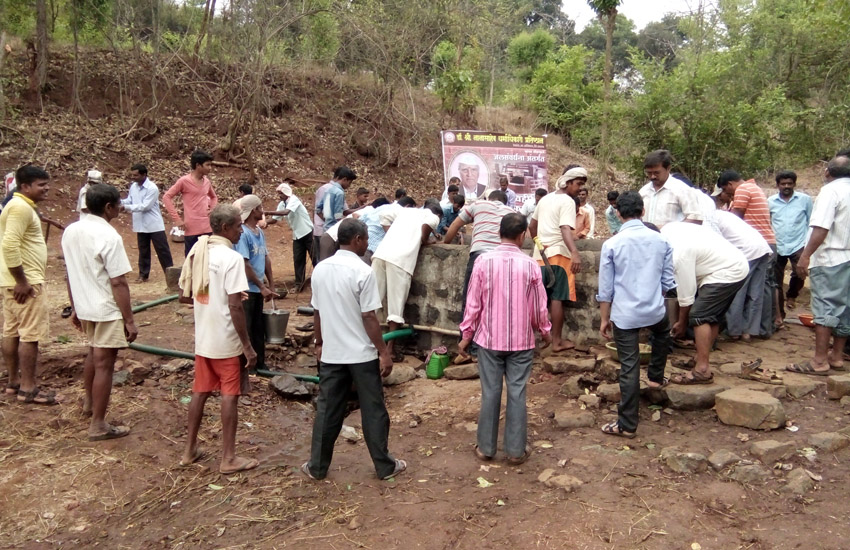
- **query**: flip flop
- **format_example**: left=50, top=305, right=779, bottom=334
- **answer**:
left=671, top=358, right=696, bottom=370
left=381, top=459, right=407, bottom=480
left=219, top=457, right=259, bottom=475
left=295, top=322, right=314, bottom=332
left=670, top=371, right=714, bottom=385
left=89, top=425, right=130, bottom=441
left=601, top=421, right=636, bottom=439
left=301, top=461, right=319, bottom=480
left=786, top=361, right=830, bottom=376
left=646, top=376, right=670, bottom=389
left=179, top=448, right=207, bottom=467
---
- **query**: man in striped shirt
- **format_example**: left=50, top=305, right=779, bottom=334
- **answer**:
left=442, top=190, right=514, bottom=312
left=460, top=213, right=551, bottom=465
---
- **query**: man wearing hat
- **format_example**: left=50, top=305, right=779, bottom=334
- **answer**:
left=78, top=169, right=103, bottom=220
left=266, top=182, right=314, bottom=290
left=528, top=166, right=586, bottom=352
left=235, top=195, right=278, bottom=373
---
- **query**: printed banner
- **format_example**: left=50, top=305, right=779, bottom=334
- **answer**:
left=441, top=130, right=548, bottom=209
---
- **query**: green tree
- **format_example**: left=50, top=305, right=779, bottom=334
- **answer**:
left=507, top=29, right=555, bottom=82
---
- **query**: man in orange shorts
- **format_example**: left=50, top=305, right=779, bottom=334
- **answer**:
left=529, top=167, right=586, bottom=352
left=178, top=204, right=258, bottom=475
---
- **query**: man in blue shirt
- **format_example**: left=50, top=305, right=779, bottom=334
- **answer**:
left=316, top=166, right=357, bottom=232
left=438, top=193, right=465, bottom=238
left=597, top=192, right=676, bottom=437
left=236, top=195, right=278, bottom=372
left=121, top=164, right=173, bottom=283
left=768, top=170, right=813, bottom=322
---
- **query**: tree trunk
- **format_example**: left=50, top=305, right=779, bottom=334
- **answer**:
left=193, top=0, right=212, bottom=61
left=33, top=0, right=49, bottom=100
left=205, top=0, right=217, bottom=57
left=70, top=0, right=85, bottom=114
left=600, top=8, right=616, bottom=153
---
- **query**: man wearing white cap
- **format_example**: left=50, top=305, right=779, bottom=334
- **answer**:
left=235, top=195, right=278, bottom=373
left=529, top=166, right=586, bottom=352
left=266, top=182, right=314, bottom=289
left=78, top=170, right=103, bottom=220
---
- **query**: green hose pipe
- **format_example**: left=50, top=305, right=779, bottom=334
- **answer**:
left=132, top=294, right=180, bottom=313
left=383, top=327, right=415, bottom=342
left=128, top=342, right=194, bottom=359
left=255, top=368, right=320, bottom=384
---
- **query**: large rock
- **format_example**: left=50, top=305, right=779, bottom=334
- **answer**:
left=112, top=370, right=130, bottom=387
left=784, top=375, right=826, bottom=399
left=269, top=374, right=315, bottom=399
left=294, top=353, right=318, bottom=369
left=665, top=383, right=729, bottom=410
left=161, top=358, right=192, bottom=374
left=596, top=383, right=621, bottom=402
left=715, top=388, right=786, bottom=430
left=596, top=360, right=620, bottom=382
left=749, top=440, right=796, bottom=464
left=165, top=265, right=182, bottom=292
left=127, top=362, right=151, bottom=385
left=807, top=432, right=850, bottom=452
left=444, top=363, right=479, bottom=380
left=554, top=410, right=594, bottom=429
left=781, top=469, right=816, bottom=495
left=383, top=365, right=417, bottom=386
left=739, top=382, right=786, bottom=400
left=542, top=355, right=597, bottom=374
left=559, top=374, right=598, bottom=397
left=578, top=394, right=600, bottom=409
left=827, top=375, right=850, bottom=400
left=728, top=463, right=770, bottom=484
left=660, top=447, right=707, bottom=474
left=708, top=449, right=741, bottom=471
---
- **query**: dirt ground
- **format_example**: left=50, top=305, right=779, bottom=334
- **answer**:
left=1, top=210, right=850, bottom=550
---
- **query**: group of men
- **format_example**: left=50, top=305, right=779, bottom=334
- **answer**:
left=2, top=144, right=848, bottom=479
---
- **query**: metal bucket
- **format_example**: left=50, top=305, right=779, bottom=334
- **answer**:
left=263, top=309, right=290, bottom=344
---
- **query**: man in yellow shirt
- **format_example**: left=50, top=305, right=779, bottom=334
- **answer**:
left=0, top=166, right=55, bottom=405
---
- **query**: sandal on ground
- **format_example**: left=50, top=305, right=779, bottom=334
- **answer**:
left=829, top=362, right=846, bottom=372
left=295, top=322, right=314, bottom=332
left=16, top=387, right=57, bottom=405
left=179, top=448, right=207, bottom=467
left=740, top=359, right=784, bottom=385
left=381, top=459, right=407, bottom=480
left=646, top=376, right=670, bottom=389
left=670, top=371, right=714, bottom=385
left=601, top=421, right=636, bottom=439
left=219, top=457, right=259, bottom=475
left=473, top=446, right=492, bottom=461
left=506, top=446, right=532, bottom=466
left=671, top=358, right=696, bottom=370
left=4, top=383, right=19, bottom=396
left=786, top=361, right=830, bottom=376
left=672, top=339, right=695, bottom=349
left=89, top=424, right=130, bottom=441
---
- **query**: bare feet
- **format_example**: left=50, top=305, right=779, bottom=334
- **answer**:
left=552, top=339, right=575, bottom=353
left=219, top=456, right=259, bottom=475
left=180, top=447, right=207, bottom=467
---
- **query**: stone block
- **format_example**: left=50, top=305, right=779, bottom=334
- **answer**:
left=749, top=440, right=796, bottom=463
left=112, top=370, right=130, bottom=387
left=578, top=394, right=600, bottom=409
left=827, top=375, right=850, bottom=400
left=383, top=365, right=417, bottom=386
left=715, top=388, right=785, bottom=430
left=270, top=374, right=314, bottom=399
left=596, top=360, right=620, bottom=382
left=660, top=447, right=707, bottom=474
left=444, top=363, right=479, bottom=380
left=665, top=384, right=729, bottom=410
left=554, top=411, right=594, bottom=429
left=784, top=375, right=826, bottom=399
left=559, top=373, right=598, bottom=397
left=727, top=463, right=770, bottom=484
left=596, top=383, right=621, bottom=402
left=807, top=432, right=850, bottom=452
left=128, top=362, right=151, bottom=385
left=781, top=469, right=816, bottom=495
left=294, top=353, right=318, bottom=368
left=740, top=382, right=787, bottom=400
left=707, top=449, right=741, bottom=471
left=165, top=266, right=182, bottom=292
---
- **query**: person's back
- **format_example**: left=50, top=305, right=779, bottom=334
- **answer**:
left=713, top=210, right=771, bottom=261
left=459, top=200, right=514, bottom=253
left=373, top=208, right=439, bottom=274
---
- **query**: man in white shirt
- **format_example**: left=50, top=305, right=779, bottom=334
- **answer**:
left=78, top=169, right=102, bottom=220
left=639, top=150, right=702, bottom=228
left=62, top=184, right=138, bottom=440
left=662, top=222, right=748, bottom=384
left=788, top=155, right=850, bottom=375
left=178, top=204, right=258, bottom=475
left=303, top=218, right=406, bottom=481
left=520, top=188, right=547, bottom=224
left=714, top=210, right=772, bottom=341
left=121, top=164, right=173, bottom=283
left=372, top=203, right=442, bottom=357
left=266, top=182, right=314, bottom=289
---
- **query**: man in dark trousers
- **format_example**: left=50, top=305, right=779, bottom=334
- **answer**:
left=121, top=164, right=173, bottom=283
left=303, top=218, right=406, bottom=481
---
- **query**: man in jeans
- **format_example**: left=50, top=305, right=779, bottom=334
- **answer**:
left=768, top=170, right=812, bottom=321
left=460, top=213, right=551, bottom=464
left=597, top=192, right=675, bottom=437
left=303, top=219, right=406, bottom=481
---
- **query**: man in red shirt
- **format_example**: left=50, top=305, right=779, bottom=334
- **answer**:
left=163, top=150, right=219, bottom=257
left=713, top=170, right=778, bottom=335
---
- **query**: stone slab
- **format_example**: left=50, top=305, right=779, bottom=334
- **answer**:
left=715, top=388, right=785, bottom=430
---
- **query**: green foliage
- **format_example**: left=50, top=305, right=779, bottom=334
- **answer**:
left=574, top=14, right=636, bottom=73
left=507, top=29, right=555, bottom=81
left=431, top=40, right=480, bottom=118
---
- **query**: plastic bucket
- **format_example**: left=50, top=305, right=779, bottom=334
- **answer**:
left=426, top=353, right=449, bottom=379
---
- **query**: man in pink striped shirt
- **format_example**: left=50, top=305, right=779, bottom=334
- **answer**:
left=459, top=213, right=551, bottom=465
left=163, top=150, right=219, bottom=257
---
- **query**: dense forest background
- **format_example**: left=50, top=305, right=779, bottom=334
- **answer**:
left=2, top=0, right=849, bottom=187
